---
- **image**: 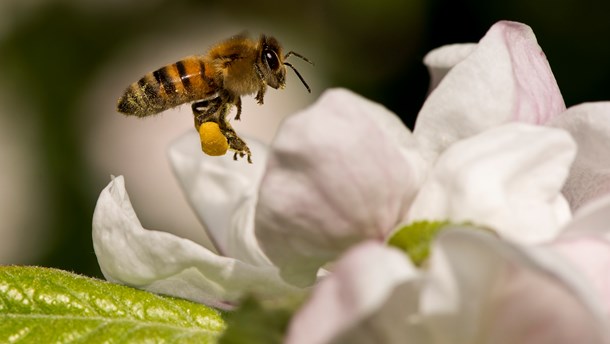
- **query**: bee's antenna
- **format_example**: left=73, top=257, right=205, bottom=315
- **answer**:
left=283, top=51, right=312, bottom=93
left=284, top=62, right=311, bottom=93
left=284, top=51, right=314, bottom=65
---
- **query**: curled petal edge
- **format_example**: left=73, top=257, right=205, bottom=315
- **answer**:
left=92, top=176, right=301, bottom=309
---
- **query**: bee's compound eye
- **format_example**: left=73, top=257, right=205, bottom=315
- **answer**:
left=264, top=50, right=280, bottom=70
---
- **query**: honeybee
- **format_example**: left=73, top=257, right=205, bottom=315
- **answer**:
left=117, top=34, right=312, bottom=163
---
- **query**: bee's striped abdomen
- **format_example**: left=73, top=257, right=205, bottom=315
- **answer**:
left=117, top=56, right=217, bottom=117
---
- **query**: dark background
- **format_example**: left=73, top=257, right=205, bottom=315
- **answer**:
left=1, top=0, right=609, bottom=278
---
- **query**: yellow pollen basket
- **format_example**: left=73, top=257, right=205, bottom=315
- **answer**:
left=198, top=122, right=229, bottom=156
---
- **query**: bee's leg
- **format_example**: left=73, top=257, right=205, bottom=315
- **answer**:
left=253, top=64, right=267, bottom=105
left=191, top=100, right=209, bottom=116
left=218, top=107, right=252, bottom=163
left=255, top=85, right=267, bottom=105
left=192, top=98, right=223, bottom=116
left=234, top=97, right=242, bottom=121
left=225, top=134, right=251, bottom=163
left=192, top=97, right=223, bottom=127
left=232, top=150, right=252, bottom=164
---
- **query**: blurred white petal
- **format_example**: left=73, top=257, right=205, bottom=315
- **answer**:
left=92, top=176, right=299, bottom=309
left=168, top=131, right=271, bottom=266
left=549, top=194, right=610, bottom=312
left=255, top=88, right=425, bottom=287
left=551, top=235, right=610, bottom=317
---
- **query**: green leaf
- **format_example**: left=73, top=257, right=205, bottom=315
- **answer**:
left=0, top=266, right=225, bottom=343
left=219, top=296, right=299, bottom=344
left=387, top=220, right=449, bottom=266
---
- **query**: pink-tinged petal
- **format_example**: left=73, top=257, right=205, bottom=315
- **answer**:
left=547, top=102, right=610, bottom=210
left=422, top=229, right=609, bottom=344
left=286, top=241, right=425, bottom=344
left=168, top=131, right=271, bottom=266
left=415, top=21, right=565, bottom=161
left=92, top=176, right=300, bottom=309
left=423, top=43, right=476, bottom=92
left=550, top=195, right=610, bottom=314
left=255, top=88, right=425, bottom=287
left=550, top=235, right=610, bottom=317
left=407, top=123, right=575, bottom=244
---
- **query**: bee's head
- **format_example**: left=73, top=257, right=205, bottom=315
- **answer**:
left=259, top=35, right=312, bottom=93
left=259, top=35, right=286, bottom=89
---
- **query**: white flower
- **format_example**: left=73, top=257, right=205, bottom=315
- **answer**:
left=285, top=20, right=610, bottom=343
left=285, top=123, right=589, bottom=344
left=284, top=117, right=610, bottom=342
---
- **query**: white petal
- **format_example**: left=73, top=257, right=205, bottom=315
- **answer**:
left=422, top=229, right=609, bottom=344
left=552, top=194, right=610, bottom=311
left=255, top=88, right=425, bottom=286
left=168, top=131, right=271, bottom=266
left=92, top=176, right=300, bottom=309
left=551, top=235, right=610, bottom=316
left=547, top=102, right=610, bottom=210
left=407, top=123, right=575, bottom=244
left=423, top=43, right=476, bottom=92
left=415, top=21, right=565, bottom=162
left=285, top=241, right=425, bottom=344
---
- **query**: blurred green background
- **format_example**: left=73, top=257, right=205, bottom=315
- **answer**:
left=1, top=0, right=609, bottom=278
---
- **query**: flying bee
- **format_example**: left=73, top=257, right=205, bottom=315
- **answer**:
left=117, top=34, right=313, bottom=163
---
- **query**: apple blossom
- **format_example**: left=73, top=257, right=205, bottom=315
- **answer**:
left=284, top=121, right=585, bottom=343
left=285, top=20, right=610, bottom=344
